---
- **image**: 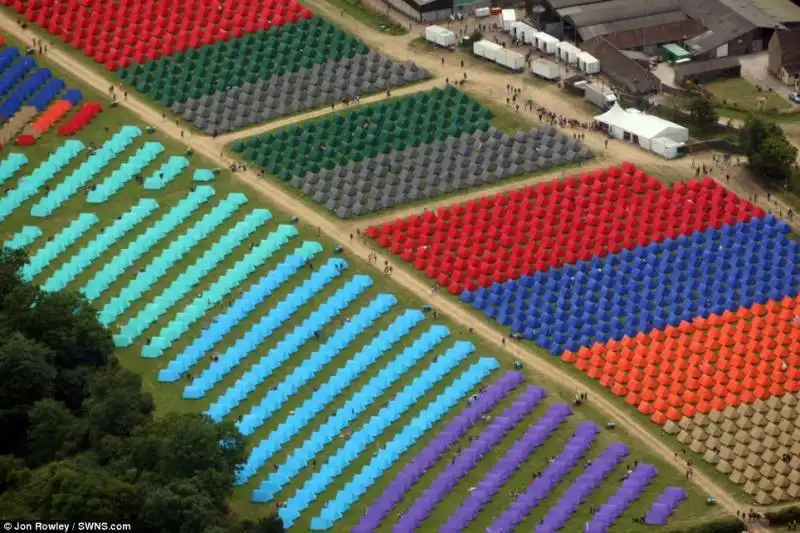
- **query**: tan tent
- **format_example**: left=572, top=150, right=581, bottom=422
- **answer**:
left=717, top=460, right=733, bottom=474
left=721, top=433, right=735, bottom=447
left=737, top=417, right=754, bottom=430
left=729, top=470, right=746, bottom=484
left=774, top=473, right=789, bottom=488
left=772, top=486, right=788, bottom=501
left=759, top=478, right=775, bottom=491
left=775, top=461, right=791, bottom=475
left=723, top=406, right=739, bottom=420
left=733, top=442, right=749, bottom=457
left=748, top=440, right=765, bottom=455
left=752, top=399, right=768, bottom=413
left=762, top=449, right=778, bottom=465
left=743, top=480, right=758, bottom=495
left=737, top=404, right=754, bottom=418
left=693, top=413, right=709, bottom=427
left=778, top=418, right=793, bottom=433
left=779, top=432, right=793, bottom=446
left=747, top=454, right=764, bottom=468
left=679, top=417, right=694, bottom=431
left=762, top=436, right=778, bottom=451
left=732, top=457, right=748, bottom=471
left=706, top=436, right=720, bottom=451
left=689, top=440, right=706, bottom=454
left=787, top=469, right=800, bottom=484
left=754, top=490, right=773, bottom=505
left=677, top=430, right=692, bottom=444
left=707, top=423, right=722, bottom=437
left=766, top=410, right=782, bottom=423
left=663, top=420, right=680, bottom=435
left=735, top=430, right=752, bottom=445
left=787, top=483, right=800, bottom=498
left=743, top=466, right=762, bottom=481
left=767, top=396, right=782, bottom=410
left=760, top=463, right=776, bottom=479
left=780, top=405, right=795, bottom=419
left=708, top=410, right=723, bottom=423
left=765, top=423, right=781, bottom=437
left=692, top=427, right=708, bottom=441
left=749, top=426, right=765, bottom=440
left=719, top=446, right=734, bottom=461
left=721, top=419, right=737, bottom=433
left=751, top=413, right=766, bottom=427
left=781, top=393, right=798, bottom=407
left=704, top=449, right=720, bottom=464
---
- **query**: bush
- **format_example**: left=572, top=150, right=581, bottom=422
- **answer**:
left=670, top=517, right=746, bottom=533
left=765, top=506, right=800, bottom=525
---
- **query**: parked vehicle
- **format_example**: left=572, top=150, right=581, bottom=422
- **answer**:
left=789, top=92, right=800, bottom=104
left=584, top=82, right=616, bottom=110
left=425, top=25, right=456, bottom=49
left=531, top=58, right=560, bottom=80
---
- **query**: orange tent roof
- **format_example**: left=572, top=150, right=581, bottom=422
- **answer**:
left=682, top=404, right=697, bottom=418
left=721, top=310, right=737, bottom=323
left=587, top=366, right=603, bottom=379
left=638, top=401, right=654, bottom=414
left=682, top=390, right=698, bottom=405
left=621, top=336, right=635, bottom=348
left=751, top=303, right=767, bottom=316
left=766, top=300, right=780, bottom=312
left=724, top=393, right=740, bottom=406
left=666, top=407, right=682, bottom=421
left=628, top=380, right=643, bottom=393
left=739, top=390, right=755, bottom=404
left=612, top=383, right=628, bottom=397
left=736, top=307, right=753, bottom=319
left=678, top=321, right=695, bottom=334
left=653, top=398, right=669, bottom=411
left=599, top=374, right=614, bottom=388
left=685, top=377, right=701, bottom=391
left=696, top=400, right=712, bottom=413
left=769, top=383, right=784, bottom=396
left=784, top=380, right=800, bottom=393
left=640, top=388, right=656, bottom=402
left=579, top=346, right=593, bottom=358
left=771, top=371, right=786, bottom=384
left=713, top=371, right=729, bottom=385
left=753, top=386, right=770, bottom=399
left=711, top=383, right=727, bottom=397
left=710, top=397, right=725, bottom=411
left=625, top=392, right=641, bottom=405
left=693, top=316, right=709, bottom=330
left=657, top=373, right=672, bottom=386
left=651, top=411, right=667, bottom=425
left=563, top=351, right=578, bottom=363
left=667, top=394, right=682, bottom=408
left=635, top=331, right=651, bottom=345
left=726, top=381, right=743, bottom=393
left=706, top=314, right=722, bottom=327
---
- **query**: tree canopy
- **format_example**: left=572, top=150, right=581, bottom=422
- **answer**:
left=0, top=248, right=283, bottom=533
left=739, top=115, right=798, bottom=187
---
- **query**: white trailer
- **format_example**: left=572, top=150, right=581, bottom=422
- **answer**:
left=578, top=51, right=600, bottom=74
left=531, top=58, right=560, bottom=80
left=511, top=21, right=537, bottom=44
left=584, top=82, right=616, bottom=109
left=425, top=25, right=456, bottom=48
left=496, top=48, right=526, bottom=71
left=534, top=32, right=559, bottom=54
left=556, top=41, right=581, bottom=65
left=475, top=6, right=491, bottom=17
left=501, top=9, right=517, bottom=32
left=473, top=39, right=504, bottom=62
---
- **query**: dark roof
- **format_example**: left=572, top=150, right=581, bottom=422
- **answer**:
left=784, top=62, right=800, bottom=74
left=582, top=37, right=661, bottom=93
left=674, top=56, right=741, bottom=76
left=564, top=0, right=680, bottom=28
left=600, top=18, right=706, bottom=48
left=776, top=28, right=800, bottom=66
left=578, top=11, right=687, bottom=41
left=546, top=0, right=608, bottom=10
left=725, top=0, right=800, bottom=25
left=682, top=0, right=759, bottom=55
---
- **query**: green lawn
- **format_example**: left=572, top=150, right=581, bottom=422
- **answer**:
left=0, top=24, right=725, bottom=533
left=704, top=78, right=793, bottom=114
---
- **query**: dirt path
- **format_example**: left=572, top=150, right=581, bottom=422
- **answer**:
left=0, top=14, right=774, bottom=530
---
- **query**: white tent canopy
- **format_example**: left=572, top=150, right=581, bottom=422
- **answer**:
left=595, top=103, right=688, bottom=158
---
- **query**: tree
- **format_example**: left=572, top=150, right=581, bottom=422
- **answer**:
left=687, top=97, right=718, bottom=131
left=26, top=399, right=86, bottom=467
left=0, top=334, right=56, bottom=410
left=739, top=115, right=798, bottom=186
left=84, top=366, right=154, bottom=444
left=0, top=247, right=27, bottom=302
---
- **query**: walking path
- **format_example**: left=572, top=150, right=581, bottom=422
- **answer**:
left=0, top=12, right=777, bottom=530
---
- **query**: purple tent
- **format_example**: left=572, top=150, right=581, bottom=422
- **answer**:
left=585, top=463, right=659, bottom=533
left=644, top=486, right=687, bottom=525
left=354, top=371, right=526, bottom=533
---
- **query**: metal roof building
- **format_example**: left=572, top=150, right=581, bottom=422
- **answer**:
left=562, top=0, right=682, bottom=28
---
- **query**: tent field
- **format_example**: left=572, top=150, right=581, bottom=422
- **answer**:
left=0, top=51, right=712, bottom=531
left=368, top=162, right=800, bottom=503
left=5, top=0, right=428, bottom=134
left=233, top=86, right=593, bottom=218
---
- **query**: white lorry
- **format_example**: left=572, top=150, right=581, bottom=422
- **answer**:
left=425, top=25, right=456, bottom=48
left=584, top=82, right=617, bottom=110
left=531, top=58, right=560, bottom=80
left=496, top=48, right=526, bottom=71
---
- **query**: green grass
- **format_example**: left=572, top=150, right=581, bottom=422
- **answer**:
left=704, top=78, right=793, bottom=115
left=0, top=26, right=727, bottom=532
left=323, top=0, right=408, bottom=35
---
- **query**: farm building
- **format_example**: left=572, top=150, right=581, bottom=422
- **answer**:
left=768, top=28, right=800, bottom=87
left=594, top=103, right=689, bottom=158
left=673, top=56, right=742, bottom=85
left=682, top=0, right=800, bottom=59
left=384, top=0, right=488, bottom=22
left=582, top=37, right=661, bottom=94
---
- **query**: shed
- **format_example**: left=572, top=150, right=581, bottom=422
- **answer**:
left=535, top=32, right=560, bottom=53
left=595, top=102, right=688, bottom=157
left=661, top=43, right=691, bottom=61
left=556, top=41, right=582, bottom=64
left=674, top=57, right=741, bottom=85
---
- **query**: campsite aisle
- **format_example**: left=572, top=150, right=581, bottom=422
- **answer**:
left=0, top=12, right=774, bottom=531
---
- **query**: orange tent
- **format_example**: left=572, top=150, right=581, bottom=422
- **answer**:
left=784, top=380, right=800, bottom=393
left=621, top=336, right=635, bottom=348
left=612, top=383, right=627, bottom=397
left=644, top=365, right=660, bottom=377
left=689, top=342, right=705, bottom=354
left=651, top=411, right=667, bottom=425
left=713, top=371, right=730, bottom=385
left=643, top=376, right=659, bottom=390
left=699, top=374, right=715, bottom=388
left=721, top=310, right=737, bottom=323
left=706, top=314, right=722, bottom=327
left=710, top=397, right=725, bottom=411
left=693, top=316, right=710, bottom=330
left=669, top=382, right=685, bottom=395
left=771, top=371, right=786, bottom=384
left=682, top=390, right=698, bottom=405
left=666, top=407, right=682, bottom=421
left=671, top=370, right=687, bottom=384
left=685, top=377, right=701, bottom=391
left=724, top=393, right=740, bottom=406
left=562, top=351, right=578, bottom=363
left=781, top=295, right=796, bottom=308
left=651, top=330, right=667, bottom=341
left=739, top=390, right=755, bottom=404
left=667, top=394, right=682, bottom=408
left=657, top=373, right=672, bottom=386
left=753, top=386, right=770, bottom=399
left=678, top=321, right=695, bottom=334
left=575, top=359, right=590, bottom=372
left=638, top=401, right=654, bottom=414
left=769, top=383, right=784, bottom=396
left=736, top=307, right=753, bottom=320
left=599, top=374, right=614, bottom=388
left=653, top=398, right=669, bottom=412
left=696, top=400, right=712, bottom=413
left=587, top=366, right=603, bottom=379
left=578, top=346, right=593, bottom=359
left=751, top=303, right=767, bottom=316
left=741, top=376, right=756, bottom=391
left=614, top=370, right=629, bottom=384
left=682, top=404, right=697, bottom=418
left=711, top=383, right=727, bottom=397
left=726, top=381, right=743, bottom=394
left=766, top=300, right=780, bottom=312
left=635, top=331, right=651, bottom=345
left=625, top=392, right=641, bottom=405
left=728, top=367, right=745, bottom=381
left=697, top=387, right=713, bottom=401
left=627, top=380, right=643, bottom=393
left=640, top=388, right=656, bottom=402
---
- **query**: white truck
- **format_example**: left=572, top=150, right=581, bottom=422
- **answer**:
left=534, top=31, right=559, bottom=54
left=496, top=48, right=526, bottom=71
left=425, top=25, right=456, bottom=48
left=501, top=9, right=517, bottom=32
left=584, top=82, right=617, bottom=110
left=531, top=58, right=560, bottom=80
left=511, top=21, right=537, bottom=44
left=473, top=39, right=504, bottom=62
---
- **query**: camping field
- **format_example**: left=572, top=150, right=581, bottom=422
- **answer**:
left=0, top=20, right=724, bottom=532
